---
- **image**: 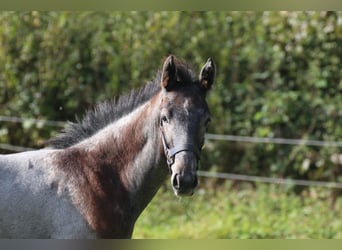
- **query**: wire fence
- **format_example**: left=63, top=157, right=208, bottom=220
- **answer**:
left=0, top=143, right=35, bottom=152
left=197, top=171, right=342, bottom=189
left=1, top=115, right=342, bottom=189
left=205, top=133, right=342, bottom=148
left=0, top=115, right=65, bottom=127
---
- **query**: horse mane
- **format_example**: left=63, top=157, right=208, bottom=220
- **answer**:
left=49, top=60, right=195, bottom=149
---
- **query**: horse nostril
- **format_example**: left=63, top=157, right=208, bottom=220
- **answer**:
left=171, top=171, right=198, bottom=195
left=172, top=173, right=180, bottom=189
left=179, top=174, right=197, bottom=188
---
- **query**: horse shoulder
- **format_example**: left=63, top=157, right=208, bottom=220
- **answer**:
left=0, top=149, right=96, bottom=239
left=52, top=147, right=135, bottom=238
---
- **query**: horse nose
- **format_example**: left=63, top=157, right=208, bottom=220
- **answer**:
left=172, top=173, right=198, bottom=195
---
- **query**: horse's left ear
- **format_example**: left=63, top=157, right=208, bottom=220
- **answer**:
left=161, top=55, right=178, bottom=90
left=199, top=58, right=215, bottom=91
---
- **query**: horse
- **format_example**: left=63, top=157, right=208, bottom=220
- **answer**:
left=0, top=55, right=215, bottom=238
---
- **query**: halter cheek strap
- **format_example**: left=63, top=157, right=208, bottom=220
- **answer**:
left=160, top=128, right=201, bottom=173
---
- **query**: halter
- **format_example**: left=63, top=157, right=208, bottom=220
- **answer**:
left=160, top=126, right=201, bottom=173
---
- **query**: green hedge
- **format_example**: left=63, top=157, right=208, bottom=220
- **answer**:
left=0, top=11, right=341, bottom=183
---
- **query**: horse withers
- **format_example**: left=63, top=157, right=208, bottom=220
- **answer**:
left=0, top=55, right=215, bottom=238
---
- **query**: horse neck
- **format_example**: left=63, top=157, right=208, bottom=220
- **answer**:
left=72, top=92, right=168, bottom=217
left=117, top=93, right=169, bottom=215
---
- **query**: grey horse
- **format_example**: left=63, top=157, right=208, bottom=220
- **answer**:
left=0, top=55, right=215, bottom=238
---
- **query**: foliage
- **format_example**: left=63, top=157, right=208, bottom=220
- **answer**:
left=0, top=11, right=341, bottom=182
left=133, top=183, right=342, bottom=238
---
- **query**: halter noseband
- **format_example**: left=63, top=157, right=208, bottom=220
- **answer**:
left=160, top=127, right=201, bottom=173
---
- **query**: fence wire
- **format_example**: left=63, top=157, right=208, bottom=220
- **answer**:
left=205, top=133, right=342, bottom=147
left=0, top=115, right=65, bottom=127
left=197, top=171, right=342, bottom=189
left=0, top=143, right=35, bottom=152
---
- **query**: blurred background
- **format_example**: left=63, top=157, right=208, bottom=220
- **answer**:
left=0, top=11, right=341, bottom=238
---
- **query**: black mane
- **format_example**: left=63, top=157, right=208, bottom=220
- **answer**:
left=49, top=61, right=195, bottom=149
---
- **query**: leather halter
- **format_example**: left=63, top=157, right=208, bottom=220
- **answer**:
left=160, top=126, right=201, bottom=173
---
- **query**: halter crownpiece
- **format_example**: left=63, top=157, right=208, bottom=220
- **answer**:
left=160, top=127, right=201, bottom=173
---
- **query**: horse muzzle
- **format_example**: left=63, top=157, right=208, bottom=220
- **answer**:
left=171, top=171, right=198, bottom=196
left=160, top=128, right=200, bottom=196
left=170, top=152, right=199, bottom=196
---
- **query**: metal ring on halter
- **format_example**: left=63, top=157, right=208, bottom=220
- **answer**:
left=160, top=128, right=200, bottom=173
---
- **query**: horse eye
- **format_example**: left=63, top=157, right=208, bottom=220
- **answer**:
left=161, top=116, right=168, bottom=124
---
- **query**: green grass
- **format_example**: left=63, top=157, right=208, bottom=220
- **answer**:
left=133, top=181, right=342, bottom=239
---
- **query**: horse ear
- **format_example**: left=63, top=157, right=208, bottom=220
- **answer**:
left=199, top=58, right=215, bottom=91
left=161, top=55, right=178, bottom=90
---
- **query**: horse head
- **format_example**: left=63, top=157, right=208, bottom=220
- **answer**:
left=159, top=55, right=215, bottom=196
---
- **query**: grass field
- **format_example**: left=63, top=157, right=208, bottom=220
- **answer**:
left=133, top=180, right=342, bottom=239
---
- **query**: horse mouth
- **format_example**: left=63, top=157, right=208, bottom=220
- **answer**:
left=171, top=172, right=198, bottom=196
left=173, top=188, right=195, bottom=196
